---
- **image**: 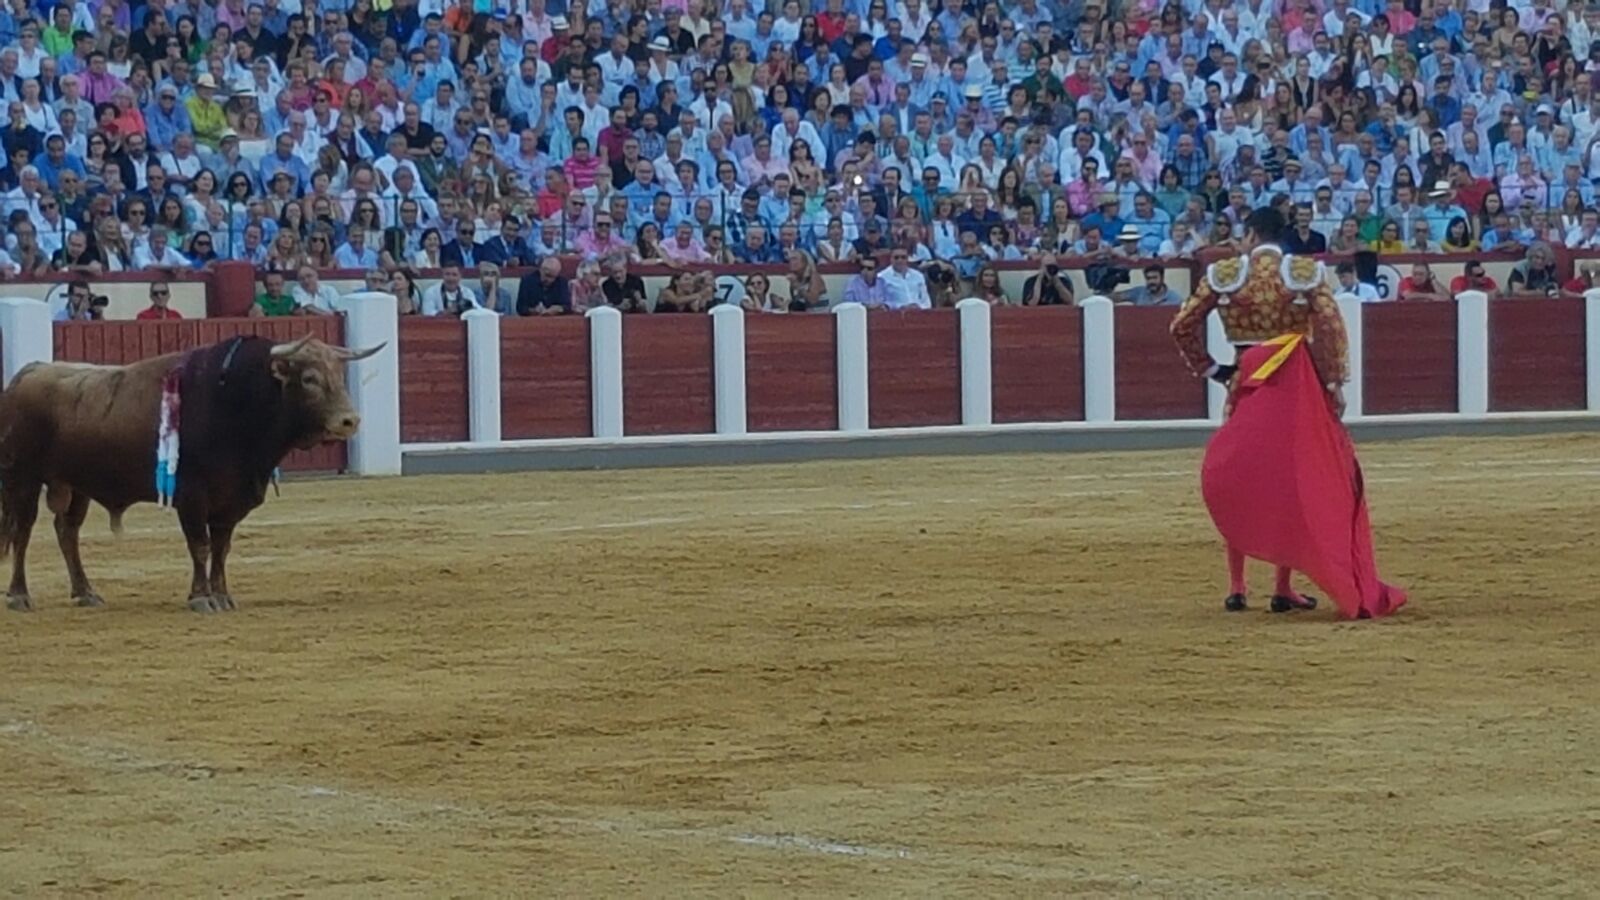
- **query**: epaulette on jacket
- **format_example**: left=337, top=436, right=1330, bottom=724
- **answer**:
left=1206, top=254, right=1249, bottom=295
left=1281, top=254, right=1326, bottom=292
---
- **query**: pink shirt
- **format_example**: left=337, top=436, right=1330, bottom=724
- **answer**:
left=661, top=237, right=709, bottom=263
left=853, top=74, right=897, bottom=107
left=564, top=155, right=603, bottom=189
left=574, top=230, right=629, bottom=261
left=82, top=71, right=125, bottom=105
left=741, top=154, right=790, bottom=186
left=1122, top=147, right=1162, bottom=186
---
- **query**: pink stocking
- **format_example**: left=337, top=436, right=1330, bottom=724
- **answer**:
left=1228, top=545, right=1246, bottom=595
left=1274, top=566, right=1298, bottom=599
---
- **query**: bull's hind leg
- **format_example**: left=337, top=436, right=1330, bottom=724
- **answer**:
left=49, top=486, right=103, bottom=607
left=178, top=505, right=215, bottom=613
left=208, top=520, right=238, bottom=612
left=4, top=481, right=40, bottom=611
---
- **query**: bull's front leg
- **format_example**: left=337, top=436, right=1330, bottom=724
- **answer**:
left=208, top=520, right=238, bottom=612
left=49, top=486, right=104, bottom=607
left=177, top=504, right=215, bottom=613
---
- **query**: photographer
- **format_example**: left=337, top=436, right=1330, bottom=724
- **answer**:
left=54, top=280, right=106, bottom=321
left=1022, top=254, right=1076, bottom=307
left=922, top=257, right=962, bottom=308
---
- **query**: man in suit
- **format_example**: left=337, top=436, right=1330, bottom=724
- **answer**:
left=479, top=216, right=531, bottom=267
left=441, top=221, right=483, bottom=268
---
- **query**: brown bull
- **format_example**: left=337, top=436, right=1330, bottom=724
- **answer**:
left=0, top=335, right=382, bottom=613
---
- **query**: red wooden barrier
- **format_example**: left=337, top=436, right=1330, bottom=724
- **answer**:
left=991, top=305, right=1085, bottom=423
left=868, top=309, right=961, bottom=428
left=622, top=314, right=715, bottom=435
left=1363, top=303, right=1459, bottom=414
left=745, top=314, right=838, bottom=432
left=1489, top=298, right=1587, bottom=412
left=53, top=318, right=348, bottom=471
left=398, top=318, right=469, bottom=443
left=500, top=317, right=592, bottom=439
left=1114, top=305, right=1207, bottom=419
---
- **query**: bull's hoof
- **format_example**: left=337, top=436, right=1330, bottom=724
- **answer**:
left=187, top=595, right=217, bottom=613
left=75, top=592, right=106, bottom=608
left=6, top=593, right=33, bottom=612
left=212, top=593, right=237, bottom=612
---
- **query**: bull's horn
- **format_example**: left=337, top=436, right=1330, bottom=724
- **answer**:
left=270, top=335, right=315, bottom=357
left=335, top=343, right=387, bottom=362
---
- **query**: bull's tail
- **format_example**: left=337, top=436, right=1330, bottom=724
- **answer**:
left=108, top=508, right=125, bottom=537
left=0, top=488, right=10, bottom=563
left=0, top=479, right=19, bottom=562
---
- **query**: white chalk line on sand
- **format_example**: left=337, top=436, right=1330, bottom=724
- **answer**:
left=0, top=717, right=915, bottom=865
left=0, top=715, right=1311, bottom=893
left=0, top=717, right=1254, bottom=891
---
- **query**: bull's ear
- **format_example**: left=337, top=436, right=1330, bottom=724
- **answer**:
left=271, top=357, right=295, bottom=384
left=336, top=343, right=387, bottom=362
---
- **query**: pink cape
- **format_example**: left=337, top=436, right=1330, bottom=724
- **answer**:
left=1200, top=342, right=1407, bottom=619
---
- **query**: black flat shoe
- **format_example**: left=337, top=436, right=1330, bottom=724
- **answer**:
left=1224, top=593, right=1248, bottom=612
left=1271, top=594, right=1319, bottom=613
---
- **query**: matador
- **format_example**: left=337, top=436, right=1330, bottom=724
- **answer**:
left=1169, top=208, right=1406, bottom=620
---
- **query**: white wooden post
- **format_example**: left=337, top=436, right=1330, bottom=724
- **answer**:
left=586, top=305, right=624, bottom=438
left=340, top=292, right=401, bottom=476
left=0, top=297, right=51, bottom=386
left=956, top=298, right=992, bottom=426
left=1079, top=296, right=1115, bottom=422
left=462, top=308, right=502, bottom=443
left=1336, top=293, right=1364, bottom=420
left=1587, top=288, right=1600, bottom=412
left=1204, top=310, right=1230, bottom=421
left=1455, top=289, right=1490, bottom=416
left=710, top=304, right=747, bottom=435
left=833, top=301, right=869, bottom=431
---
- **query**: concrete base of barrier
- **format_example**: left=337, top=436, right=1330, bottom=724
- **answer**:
left=399, top=413, right=1600, bottom=475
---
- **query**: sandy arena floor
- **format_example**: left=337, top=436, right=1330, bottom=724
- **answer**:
left=1, top=433, right=1598, bottom=897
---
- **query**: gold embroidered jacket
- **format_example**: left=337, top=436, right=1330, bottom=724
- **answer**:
left=1169, top=246, right=1350, bottom=386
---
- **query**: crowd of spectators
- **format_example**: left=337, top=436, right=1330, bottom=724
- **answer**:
left=18, top=0, right=1600, bottom=317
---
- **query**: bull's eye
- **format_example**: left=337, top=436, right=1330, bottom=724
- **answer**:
left=302, top=372, right=321, bottom=388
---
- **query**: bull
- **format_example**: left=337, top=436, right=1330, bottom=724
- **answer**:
left=0, top=335, right=382, bottom=613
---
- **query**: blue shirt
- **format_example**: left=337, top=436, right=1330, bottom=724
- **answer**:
left=1126, top=209, right=1173, bottom=255
left=32, top=152, right=85, bottom=191
left=143, top=100, right=193, bottom=152
left=258, top=152, right=310, bottom=193
left=1430, top=94, right=1462, bottom=129
left=334, top=243, right=379, bottom=269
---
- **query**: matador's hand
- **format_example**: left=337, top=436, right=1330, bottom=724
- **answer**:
left=1328, top=384, right=1347, bottom=418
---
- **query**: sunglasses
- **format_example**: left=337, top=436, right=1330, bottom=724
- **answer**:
left=152, top=289, right=169, bottom=297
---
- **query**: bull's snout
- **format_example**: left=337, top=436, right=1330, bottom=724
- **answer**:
left=327, top=413, right=361, bottom=440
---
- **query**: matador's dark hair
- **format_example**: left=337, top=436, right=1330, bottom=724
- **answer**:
left=1245, top=207, right=1287, bottom=244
